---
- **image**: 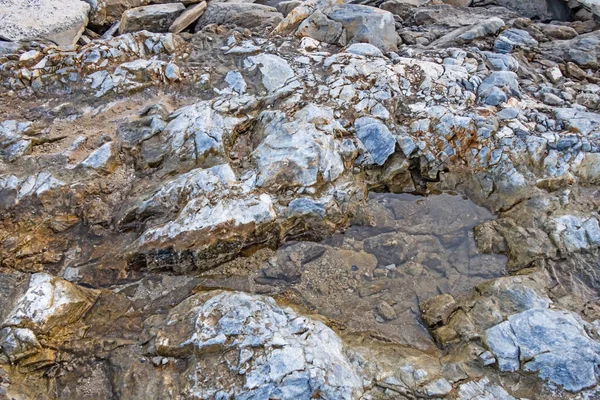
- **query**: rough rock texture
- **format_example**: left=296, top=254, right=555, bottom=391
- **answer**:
left=195, top=3, right=283, bottom=32
left=486, top=308, right=600, bottom=392
left=323, top=5, right=399, bottom=51
left=156, top=291, right=364, bottom=398
left=119, top=3, right=186, bottom=34
left=0, top=0, right=91, bottom=45
left=1, top=0, right=600, bottom=398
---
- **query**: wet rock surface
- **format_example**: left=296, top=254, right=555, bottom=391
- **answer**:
left=1, top=0, right=600, bottom=398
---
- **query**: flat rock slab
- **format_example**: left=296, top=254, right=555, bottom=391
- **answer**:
left=169, top=1, right=206, bottom=33
left=89, top=0, right=200, bottom=26
left=194, top=3, right=283, bottom=32
left=0, top=0, right=90, bottom=46
left=119, top=3, right=185, bottom=34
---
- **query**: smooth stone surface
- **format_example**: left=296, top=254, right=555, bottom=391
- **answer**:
left=169, top=1, right=207, bottom=33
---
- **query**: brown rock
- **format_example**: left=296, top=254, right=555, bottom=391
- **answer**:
left=359, top=281, right=388, bottom=297
left=538, top=24, right=578, bottom=40
left=420, top=294, right=458, bottom=327
left=169, top=1, right=207, bottom=33
left=565, top=61, right=587, bottom=80
left=376, top=301, right=397, bottom=320
left=433, top=325, right=459, bottom=346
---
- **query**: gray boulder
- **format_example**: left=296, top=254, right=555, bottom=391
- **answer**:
left=429, top=17, right=505, bottom=48
left=119, top=3, right=185, bottom=33
left=541, top=30, right=600, bottom=68
left=0, top=120, right=35, bottom=162
left=85, top=0, right=202, bottom=26
left=412, top=5, right=518, bottom=28
left=296, top=9, right=345, bottom=44
left=574, top=153, right=600, bottom=184
left=355, top=117, right=396, bottom=166
left=322, top=4, right=399, bottom=51
left=194, top=3, right=283, bottom=31
left=493, top=28, right=539, bottom=54
left=252, top=108, right=344, bottom=189
left=554, top=107, right=600, bottom=135
left=495, top=0, right=571, bottom=21
left=576, top=0, right=600, bottom=17
left=0, top=0, right=90, bottom=45
left=477, top=71, right=521, bottom=106
left=486, top=308, right=600, bottom=392
left=245, top=53, right=299, bottom=94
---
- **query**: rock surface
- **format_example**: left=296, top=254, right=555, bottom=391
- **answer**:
left=157, top=291, right=364, bottom=398
left=0, top=0, right=91, bottom=45
left=119, top=3, right=185, bottom=33
left=1, top=0, right=600, bottom=398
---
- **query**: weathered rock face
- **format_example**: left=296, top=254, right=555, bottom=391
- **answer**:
left=495, top=0, right=572, bottom=21
left=156, top=291, right=364, bottom=398
left=195, top=3, right=284, bottom=32
left=0, top=273, right=98, bottom=368
left=486, top=308, right=600, bottom=392
left=0, top=0, right=91, bottom=45
left=119, top=3, right=185, bottom=33
left=1, top=0, right=600, bottom=397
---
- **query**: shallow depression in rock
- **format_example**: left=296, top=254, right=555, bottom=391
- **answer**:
left=253, top=192, right=508, bottom=350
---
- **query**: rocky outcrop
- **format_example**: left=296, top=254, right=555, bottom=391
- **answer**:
left=1, top=0, right=600, bottom=398
left=156, top=291, right=364, bottom=398
left=0, top=273, right=98, bottom=367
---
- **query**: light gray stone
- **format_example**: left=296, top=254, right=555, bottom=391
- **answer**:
left=457, top=377, right=516, bottom=400
left=0, top=120, right=33, bottom=162
left=169, top=1, right=207, bottom=33
left=252, top=109, right=344, bottom=189
left=245, top=53, right=299, bottom=94
left=80, top=142, right=118, bottom=172
left=486, top=308, right=600, bottom=392
left=345, top=43, right=384, bottom=57
left=430, top=18, right=505, bottom=48
left=296, top=9, right=345, bottom=44
left=323, top=4, right=399, bottom=51
left=119, top=3, right=186, bottom=34
left=494, top=28, right=539, bottom=54
left=0, top=0, right=90, bottom=45
left=156, top=291, right=364, bottom=398
left=574, top=152, right=600, bottom=184
left=554, top=108, right=600, bottom=135
left=478, top=71, right=521, bottom=106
